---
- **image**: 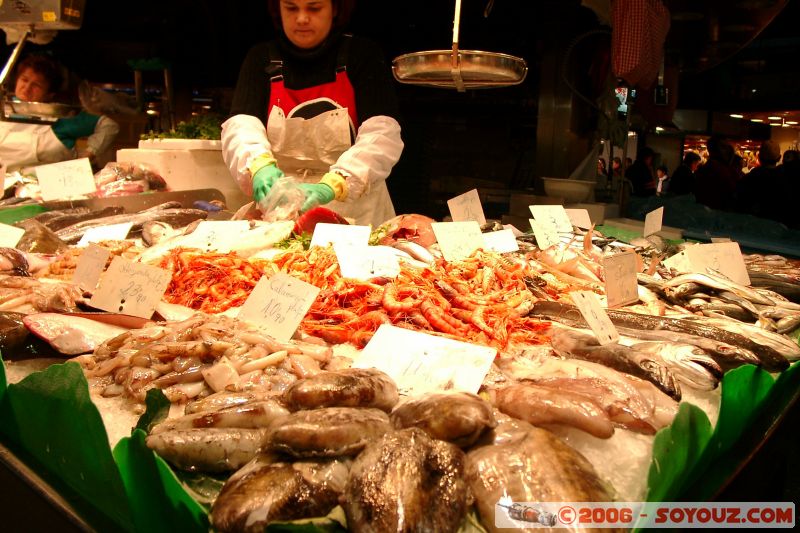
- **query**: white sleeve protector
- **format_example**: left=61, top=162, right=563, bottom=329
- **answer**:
left=330, top=115, right=403, bottom=201
left=85, top=116, right=120, bottom=156
left=221, top=114, right=274, bottom=196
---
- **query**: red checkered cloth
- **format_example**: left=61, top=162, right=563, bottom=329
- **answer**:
left=611, top=0, right=670, bottom=87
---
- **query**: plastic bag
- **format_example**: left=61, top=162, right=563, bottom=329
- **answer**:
left=258, top=176, right=306, bottom=222
left=93, top=162, right=168, bottom=198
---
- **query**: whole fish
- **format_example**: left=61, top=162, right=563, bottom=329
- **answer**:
left=663, top=271, right=775, bottom=306
left=55, top=208, right=209, bottom=244
left=530, top=301, right=789, bottom=372
left=683, top=315, right=800, bottom=362
left=748, top=271, right=800, bottom=303
left=622, top=340, right=722, bottom=391
left=467, top=428, right=621, bottom=533
left=23, top=312, right=129, bottom=355
left=549, top=326, right=681, bottom=401
left=33, top=206, right=125, bottom=231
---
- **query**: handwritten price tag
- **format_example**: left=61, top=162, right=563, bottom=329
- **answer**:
left=90, top=257, right=171, bottom=318
left=643, top=207, right=664, bottom=237
left=335, top=243, right=400, bottom=279
left=482, top=229, right=519, bottom=253
left=529, top=218, right=560, bottom=250
left=354, top=324, right=497, bottom=396
left=0, top=222, right=25, bottom=248
left=72, top=244, right=111, bottom=291
left=179, top=221, right=253, bottom=252
left=530, top=204, right=573, bottom=233
left=35, top=158, right=96, bottom=201
left=77, top=222, right=133, bottom=247
left=447, top=188, right=486, bottom=226
left=570, top=291, right=619, bottom=345
left=310, top=223, right=371, bottom=249
left=238, top=272, right=320, bottom=343
left=603, top=251, right=639, bottom=308
left=663, top=242, right=750, bottom=285
left=431, top=221, right=483, bottom=261
left=565, top=208, right=593, bottom=230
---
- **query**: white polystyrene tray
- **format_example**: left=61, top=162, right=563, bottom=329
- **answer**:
left=138, top=139, right=221, bottom=151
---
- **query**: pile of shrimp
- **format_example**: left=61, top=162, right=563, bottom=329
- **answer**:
left=159, top=247, right=268, bottom=313
left=270, top=247, right=554, bottom=350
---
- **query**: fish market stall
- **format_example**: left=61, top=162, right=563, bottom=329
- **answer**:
left=0, top=204, right=799, bottom=531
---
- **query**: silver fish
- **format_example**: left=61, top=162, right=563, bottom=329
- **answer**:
left=663, top=271, right=775, bottom=306
left=776, top=315, right=800, bottom=334
left=626, top=341, right=722, bottom=391
left=684, top=315, right=800, bottom=361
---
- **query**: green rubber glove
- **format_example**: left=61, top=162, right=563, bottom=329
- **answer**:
left=299, top=183, right=335, bottom=212
left=252, top=163, right=284, bottom=203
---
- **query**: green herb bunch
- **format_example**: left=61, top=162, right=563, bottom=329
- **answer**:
left=141, top=113, right=223, bottom=140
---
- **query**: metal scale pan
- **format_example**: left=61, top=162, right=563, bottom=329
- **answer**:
left=392, top=0, right=528, bottom=91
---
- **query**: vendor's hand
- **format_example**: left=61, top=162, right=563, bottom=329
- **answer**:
left=299, top=183, right=335, bottom=212
left=252, top=163, right=284, bottom=203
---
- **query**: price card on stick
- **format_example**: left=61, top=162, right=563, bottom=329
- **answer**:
left=72, top=244, right=111, bottom=291
left=643, top=207, right=664, bottom=237
left=530, top=205, right=573, bottom=233
left=334, top=242, right=400, bottom=279
left=482, top=229, right=519, bottom=253
left=178, top=221, right=253, bottom=252
left=447, top=188, right=486, bottom=226
left=570, top=290, right=619, bottom=345
left=309, top=223, right=371, bottom=249
left=0, top=222, right=25, bottom=248
left=431, top=221, right=483, bottom=261
left=77, top=222, right=133, bottom=247
left=529, top=218, right=560, bottom=250
left=602, top=251, right=639, bottom=308
left=36, top=158, right=96, bottom=201
left=663, top=242, right=750, bottom=285
left=354, top=324, right=497, bottom=396
left=238, top=272, right=320, bottom=343
left=90, top=257, right=171, bottom=318
left=565, top=208, right=593, bottom=230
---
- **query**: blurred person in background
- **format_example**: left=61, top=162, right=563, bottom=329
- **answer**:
left=0, top=54, right=119, bottom=172
left=221, top=0, right=403, bottom=226
left=667, top=151, right=701, bottom=196
left=626, top=146, right=656, bottom=196
left=655, top=165, right=669, bottom=196
left=735, top=140, right=782, bottom=220
left=694, top=136, right=741, bottom=211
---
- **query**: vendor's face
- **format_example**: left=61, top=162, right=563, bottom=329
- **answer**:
left=280, top=0, right=335, bottom=49
left=14, top=67, right=52, bottom=102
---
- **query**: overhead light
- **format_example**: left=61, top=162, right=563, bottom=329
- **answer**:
left=730, top=114, right=744, bottom=118
left=770, top=122, right=782, bottom=126
left=750, top=118, right=763, bottom=122
left=655, top=126, right=664, bottom=132
left=768, top=116, right=781, bottom=120
left=787, top=121, right=798, bottom=125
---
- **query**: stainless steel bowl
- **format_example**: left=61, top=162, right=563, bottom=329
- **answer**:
left=5, top=100, right=81, bottom=118
left=392, top=50, right=528, bottom=89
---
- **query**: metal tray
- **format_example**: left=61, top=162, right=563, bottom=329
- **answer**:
left=4, top=100, right=81, bottom=119
left=392, top=50, right=528, bottom=89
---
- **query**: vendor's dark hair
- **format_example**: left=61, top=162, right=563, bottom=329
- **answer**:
left=267, top=0, right=355, bottom=30
left=683, top=151, right=701, bottom=165
left=15, top=54, right=63, bottom=94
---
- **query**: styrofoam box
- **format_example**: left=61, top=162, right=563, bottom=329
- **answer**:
left=116, top=139, right=250, bottom=210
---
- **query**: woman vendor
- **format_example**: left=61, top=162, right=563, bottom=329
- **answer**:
left=221, top=0, right=404, bottom=227
left=0, top=54, right=119, bottom=172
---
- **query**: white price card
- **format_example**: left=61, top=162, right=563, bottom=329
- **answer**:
left=447, top=188, right=486, bottom=226
left=72, top=244, right=111, bottom=291
left=178, top=220, right=253, bottom=252
left=310, top=223, right=371, bottom=249
left=530, top=204, right=573, bottom=233
left=431, top=221, right=483, bottom=262
left=0, top=222, right=25, bottom=248
left=90, top=256, right=171, bottom=318
left=529, top=218, right=560, bottom=250
left=503, top=224, right=524, bottom=237
left=77, top=222, right=133, bottom=247
left=643, top=207, right=664, bottom=237
left=334, top=242, right=400, bottom=280
left=354, top=324, right=497, bottom=396
left=238, top=272, right=320, bottom=343
left=570, top=290, right=619, bottom=345
left=602, top=251, right=639, bottom=308
left=663, top=242, right=750, bottom=285
left=565, top=208, right=593, bottom=230
left=35, top=158, right=96, bottom=201
left=482, top=229, right=519, bottom=254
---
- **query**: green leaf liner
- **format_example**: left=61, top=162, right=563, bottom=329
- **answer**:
left=646, top=361, right=800, bottom=504
left=135, top=388, right=171, bottom=434
left=113, top=430, right=208, bottom=533
left=0, top=359, right=134, bottom=531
